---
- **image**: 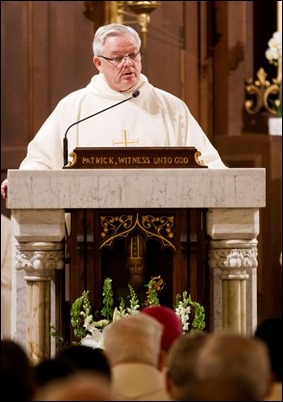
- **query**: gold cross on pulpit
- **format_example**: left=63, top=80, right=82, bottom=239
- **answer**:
left=113, top=130, right=139, bottom=147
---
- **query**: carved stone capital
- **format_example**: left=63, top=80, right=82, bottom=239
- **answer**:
left=15, top=242, right=64, bottom=281
left=208, top=239, right=258, bottom=280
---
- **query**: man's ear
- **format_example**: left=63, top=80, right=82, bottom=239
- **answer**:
left=165, top=367, right=173, bottom=394
left=93, top=56, right=102, bottom=72
left=158, top=349, right=168, bottom=371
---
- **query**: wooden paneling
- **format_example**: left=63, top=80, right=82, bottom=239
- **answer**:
left=1, top=1, right=94, bottom=216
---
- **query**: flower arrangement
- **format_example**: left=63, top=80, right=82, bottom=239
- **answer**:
left=265, top=31, right=282, bottom=118
left=265, top=31, right=282, bottom=66
left=51, top=276, right=206, bottom=349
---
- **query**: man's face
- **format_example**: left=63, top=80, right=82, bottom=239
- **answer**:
left=93, top=33, right=142, bottom=92
left=128, top=258, right=145, bottom=288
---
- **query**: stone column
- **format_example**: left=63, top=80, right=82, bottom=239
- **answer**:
left=11, top=210, right=65, bottom=364
left=16, top=242, right=64, bottom=363
left=207, top=208, right=259, bottom=335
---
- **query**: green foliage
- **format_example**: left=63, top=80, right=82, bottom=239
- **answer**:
left=49, top=322, right=66, bottom=347
left=189, top=298, right=206, bottom=332
left=175, top=291, right=206, bottom=332
left=128, top=284, right=140, bottom=312
left=101, top=278, right=114, bottom=321
left=70, top=290, right=92, bottom=339
left=51, top=276, right=206, bottom=345
left=144, top=275, right=165, bottom=306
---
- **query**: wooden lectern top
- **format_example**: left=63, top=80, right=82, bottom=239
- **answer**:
left=63, top=147, right=207, bottom=169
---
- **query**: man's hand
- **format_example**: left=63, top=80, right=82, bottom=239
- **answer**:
left=1, top=179, right=8, bottom=200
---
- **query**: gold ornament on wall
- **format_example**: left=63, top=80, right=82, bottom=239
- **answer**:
left=244, top=66, right=281, bottom=115
left=84, top=1, right=161, bottom=48
left=244, top=1, right=282, bottom=116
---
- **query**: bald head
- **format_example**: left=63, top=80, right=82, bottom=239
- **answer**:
left=103, top=312, right=163, bottom=367
left=195, top=331, right=271, bottom=400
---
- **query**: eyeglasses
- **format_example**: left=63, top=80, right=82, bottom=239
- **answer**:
left=98, top=52, right=141, bottom=66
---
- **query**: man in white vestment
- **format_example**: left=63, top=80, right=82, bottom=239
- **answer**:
left=1, top=23, right=226, bottom=199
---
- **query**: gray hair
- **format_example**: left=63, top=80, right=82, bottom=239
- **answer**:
left=195, top=331, right=271, bottom=401
left=92, top=23, right=141, bottom=56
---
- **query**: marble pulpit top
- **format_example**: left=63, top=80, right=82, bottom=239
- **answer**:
left=7, top=168, right=265, bottom=209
